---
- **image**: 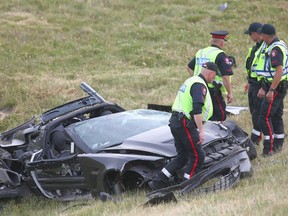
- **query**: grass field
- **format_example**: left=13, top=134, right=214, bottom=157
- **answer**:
left=1, top=0, right=288, bottom=215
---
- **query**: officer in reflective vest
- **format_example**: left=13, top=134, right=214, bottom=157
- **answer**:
left=255, top=24, right=288, bottom=156
left=187, top=30, right=233, bottom=121
left=148, top=62, right=219, bottom=191
left=244, top=22, right=266, bottom=145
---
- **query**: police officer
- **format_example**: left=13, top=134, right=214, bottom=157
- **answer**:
left=256, top=24, right=288, bottom=156
left=187, top=30, right=233, bottom=121
left=244, top=22, right=266, bottom=145
left=148, top=62, right=219, bottom=191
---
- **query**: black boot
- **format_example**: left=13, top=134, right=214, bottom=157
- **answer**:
left=148, top=172, right=169, bottom=191
left=251, top=133, right=261, bottom=145
left=273, top=144, right=283, bottom=153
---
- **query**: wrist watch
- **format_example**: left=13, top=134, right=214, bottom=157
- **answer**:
left=269, top=87, right=276, bottom=93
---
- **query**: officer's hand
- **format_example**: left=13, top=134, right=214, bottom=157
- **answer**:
left=227, top=93, right=233, bottom=104
left=257, top=87, right=265, bottom=98
left=245, top=83, right=249, bottom=93
left=198, top=130, right=204, bottom=145
left=266, top=91, right=274, bottom=102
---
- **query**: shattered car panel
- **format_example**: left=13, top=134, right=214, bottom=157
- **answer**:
left=0, top=82, right=256, bottom=201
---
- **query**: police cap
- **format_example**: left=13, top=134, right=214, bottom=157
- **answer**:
left=210, top=30, right=229, bottom=41
left=244, top=22, right=262, bottom=34
left=202, top=62, right=221, bottom=76
left=257, top=24, right=276, bottom=35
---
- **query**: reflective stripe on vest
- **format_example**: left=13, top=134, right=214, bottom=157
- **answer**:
left=171, top=76, right=213, bottom=122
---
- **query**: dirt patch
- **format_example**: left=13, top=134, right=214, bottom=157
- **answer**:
left=0, top=108, right=12, bottom=120
left=2, top=12, right=50, bottom=26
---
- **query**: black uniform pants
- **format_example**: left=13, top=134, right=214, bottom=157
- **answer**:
left=208, top=87, right=226, bottom=121
left=258, top=90, right=286, bottom=154
left=248, top=82, right=263, bottom=142
left=164, top=114, right=205, bottom=179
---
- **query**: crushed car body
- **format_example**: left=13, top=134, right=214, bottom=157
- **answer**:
left=0, top=82, right=256, bottom=201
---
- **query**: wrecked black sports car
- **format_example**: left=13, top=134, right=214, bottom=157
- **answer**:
left=0, top=83, right=256, bottom=201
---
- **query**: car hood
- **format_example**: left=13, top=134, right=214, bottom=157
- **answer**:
left=104, top=125, right=177, bottom=158
left=103, top=122, right=231, bottom=158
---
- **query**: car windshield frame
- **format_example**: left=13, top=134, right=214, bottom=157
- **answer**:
left=67, top=109, right=170, bottom=151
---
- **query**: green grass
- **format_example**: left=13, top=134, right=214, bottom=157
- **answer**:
left=1, top=0, right=288, bottom=215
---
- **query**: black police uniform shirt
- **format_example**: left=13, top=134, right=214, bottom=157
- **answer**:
left=269, top=38, right=284, bottom=68
left=187, top=44, right=233, bottom=77
left=190, top=74, right=208, bottom=115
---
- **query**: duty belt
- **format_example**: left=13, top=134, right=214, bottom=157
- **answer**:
left=172, top=111, right=189, bottom=120
left=171, top=111, right=199, bottom=128
left=247, top=77, right=259, bottom=84
left=261, top=79, right=288, bottom=92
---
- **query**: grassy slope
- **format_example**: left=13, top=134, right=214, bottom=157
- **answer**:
left=0, top=0, right=288, bottom=215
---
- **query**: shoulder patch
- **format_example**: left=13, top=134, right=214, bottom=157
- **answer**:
left=271, top=50, right=277, bottom=57
left=201, top=85, right=207, bottom=96
left=224, top=57, right=230, bottom=65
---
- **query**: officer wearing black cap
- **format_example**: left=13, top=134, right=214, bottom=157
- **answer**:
left=149, top=62, right=218, bottom=191
left=244, top=22, right=266, bottom=145
left=256, top=24, right=288, bottom=156
left=187, top=30, right=234, bottom=122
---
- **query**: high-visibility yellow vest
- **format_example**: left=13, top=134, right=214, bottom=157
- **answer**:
left=245, top=42, right=266, bottom=78
left=172, top=76, right=213, bottom=122
left=193, top=46, right=228, bottom=93
left=254, top=40, right=288, bottom=82
left=193, top=46, right=223, bottom=76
